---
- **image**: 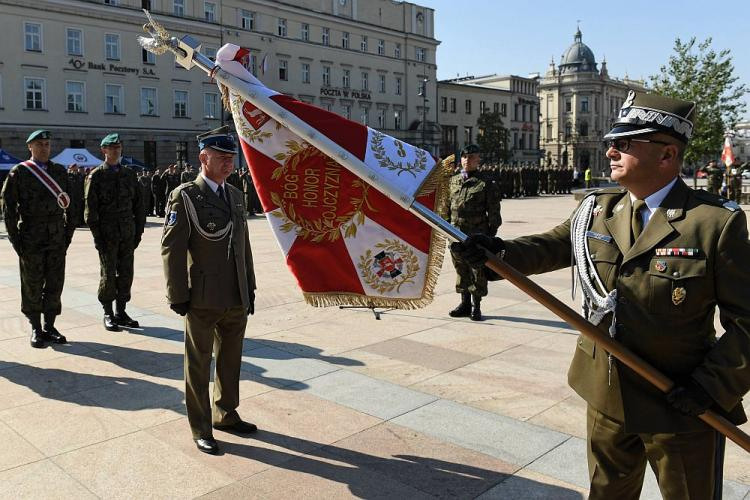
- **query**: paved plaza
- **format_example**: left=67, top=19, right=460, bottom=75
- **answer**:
left=0, top=193, right=748, bottom=499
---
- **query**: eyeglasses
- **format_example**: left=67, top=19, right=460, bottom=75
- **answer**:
left=605, top=138, right=671, bottom=153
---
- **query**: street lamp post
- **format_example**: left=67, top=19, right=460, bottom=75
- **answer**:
left=418, top=77, right=429, bottom=152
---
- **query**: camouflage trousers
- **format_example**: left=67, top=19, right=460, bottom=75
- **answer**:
left=97, top=239, right=135, bottom=304
left=450, top=246, right=488, bottom=297
left=19, top=247, right=66, bottom=316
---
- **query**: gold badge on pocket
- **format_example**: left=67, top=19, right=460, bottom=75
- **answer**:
left=672, top=287, right=686, bottom=305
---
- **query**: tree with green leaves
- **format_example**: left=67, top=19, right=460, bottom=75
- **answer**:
left=476, top=111, right=510, bottom=163
left=650, top=37, right=747, bottom=168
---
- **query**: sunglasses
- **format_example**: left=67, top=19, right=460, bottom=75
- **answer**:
left=605, top=138, right=671, bottom=153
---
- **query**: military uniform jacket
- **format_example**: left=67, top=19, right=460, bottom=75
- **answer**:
left=442, top=172, right=502, bottom=236
left=502, top=179, right=750, bottom=433
left=1, top=160, right=75, bottom=250
left=85, top=163, right=145, bottom=242
left=161, top=176, right=256, bottom=310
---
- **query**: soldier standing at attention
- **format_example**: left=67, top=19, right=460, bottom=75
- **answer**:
left=441, top=144, right=501, bottom=321
left=138, top=171, right=154, bottom=217
left=151, top=167, right=166, bottom=217
left=162, top=164, right=181, bottom=201
left=67, top=164, right=86, bottom=227
left=457, top=92, right=750, bottom=500
left=162, top=126, right=257, bottom=455
left=85, top=133, right=145, bottom=331
left=1, top=130, right=75, bottom=347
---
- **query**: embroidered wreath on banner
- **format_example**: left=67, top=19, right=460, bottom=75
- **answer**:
left=358, top=239, right=420, bottom=294
left=370, top=131, right=428, bottom=178
left=230, top=95, right=275, bottom=143
left=269, top=140, right=374, bottom=243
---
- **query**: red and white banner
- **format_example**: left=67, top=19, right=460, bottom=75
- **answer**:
left=721, top=136, right=735, bottom=168
left=216, top=44, right=445, bottom=309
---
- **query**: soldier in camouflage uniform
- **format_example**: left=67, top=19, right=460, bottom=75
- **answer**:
left=85, top=133, right=146, bottom=331
left=152, top=167, right=166, bottom=217
left=726, top=157, right=743, bottom=203
left=700, top=160, right=724, bottom=195
left=138, top=171, right=154, bottom=216
left=162, top=164, right=182, bottom=201
left=1, top=130, right=75, bottom=347
left=180, top=163, right=198, bottom=184
left=67, top=164, right=86, bottom=227
left=441, top=144, right=501, bottom=321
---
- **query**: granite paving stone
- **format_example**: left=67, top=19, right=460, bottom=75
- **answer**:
left=292, top=369, right=438, bottom=420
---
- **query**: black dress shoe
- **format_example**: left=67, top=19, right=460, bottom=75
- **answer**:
left=114, top=312, right=140, bottom=328
left=103, top=314, right=121, bottom=332
left=43, top=326, right=67, bottom=344
left=30, top=328, right=46, bottom=349
left=214, top=420, right=258, bottom=434
left=194, top=437, right=219, bottom=454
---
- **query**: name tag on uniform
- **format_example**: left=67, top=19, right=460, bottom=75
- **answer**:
left=586, top=231, right=613, bottom=243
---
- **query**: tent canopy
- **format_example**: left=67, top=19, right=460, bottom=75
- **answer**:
left=51, top=148, right=102, bottom=168
left=121, top=155, right=147, bottom=170
left=0, top=149, right=23, bottom=171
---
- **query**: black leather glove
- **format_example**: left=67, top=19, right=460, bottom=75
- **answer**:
left=247, top=290, right=255, bottom=316
left=452, top=233, right=505, bottom=268
left=666, top=379, right=714, bottom=416
left=170, top=301, right=190, bottom=316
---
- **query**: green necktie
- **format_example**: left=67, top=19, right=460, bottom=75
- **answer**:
left=632, top=199, right=647, bottom=241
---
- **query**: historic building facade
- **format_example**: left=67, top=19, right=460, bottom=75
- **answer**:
left=0, top=0, right=439, bottom=167
left=538, top=29, right=646, bottom=175
left=437, top=74, right=540, bottom=163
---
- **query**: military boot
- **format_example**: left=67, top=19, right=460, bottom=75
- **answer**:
left=114, top=300, right=140, bottom=328
left=28, top=313, right=46, bottom=349
left=43, top=314, right=67, bottom=344
left=449, top=293, right=472, bottom=318
left=470, top=296, right=483, bottom=322
left=102, top=302, right=121, bottom=332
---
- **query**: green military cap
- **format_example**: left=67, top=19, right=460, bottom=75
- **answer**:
left=26, top=129, right=51, bottom=143
left=197, top=125, right=237, bottom=153
left=100, top=133, right=122, bottom=147
left=461, top=144, right=480, bottom=155
left=604, top=90, right=696, bottom=144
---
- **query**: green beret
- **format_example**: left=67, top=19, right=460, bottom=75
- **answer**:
left=100, top=133, right=122, bottom=147
left=604, top=90, right=696, bottom=144
left=26, top=129, right=51, bottom=143
left=461, top=144, right=480, bottom=155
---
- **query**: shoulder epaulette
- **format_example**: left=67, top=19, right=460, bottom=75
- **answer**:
left=693, top=189, right=740, bottom=211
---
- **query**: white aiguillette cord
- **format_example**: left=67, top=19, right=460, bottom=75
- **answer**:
left=570, top=195, right=620, bottom=384
left=181, top=190, right=233, bottom=260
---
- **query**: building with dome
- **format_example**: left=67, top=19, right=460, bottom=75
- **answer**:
left=539, top=28, right=647, bottom=176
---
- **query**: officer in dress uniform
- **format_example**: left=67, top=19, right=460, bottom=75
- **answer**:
left=456, top=91, right=750, bottom=500
left=161, top=126, right=257, bottom=455
left=85, top=133, right=145, bottom=331
left=440, top=144, right=501, bottom=321
left=1, top=130, right=75, bottom=347
left=161, top=164, right=182, bottom=201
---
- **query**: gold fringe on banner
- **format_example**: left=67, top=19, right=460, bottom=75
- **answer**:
left=302, top=168, right=448, bottom=310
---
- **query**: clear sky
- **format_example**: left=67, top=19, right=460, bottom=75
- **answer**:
left=419, top=0, right=750, bottom=120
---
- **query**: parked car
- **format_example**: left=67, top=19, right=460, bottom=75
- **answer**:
left=741, top=170, right=750, bottom=180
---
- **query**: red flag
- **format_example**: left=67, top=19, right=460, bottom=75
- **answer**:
left=721, top=136, right=735, bottom=168
left=216, top=44, right=445, bottom=309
